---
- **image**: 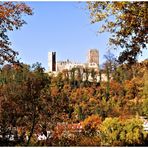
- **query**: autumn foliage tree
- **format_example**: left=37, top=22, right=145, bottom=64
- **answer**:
left=99, top=117, right=146, bottom=146
left=86, top=2, right=148, bottom=64
left=0, top=2, right=32, bottom=64
left=0, top=63, right=50, bottom=146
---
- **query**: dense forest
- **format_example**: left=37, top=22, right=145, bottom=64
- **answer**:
left=0, top=59, right=148, bottom=146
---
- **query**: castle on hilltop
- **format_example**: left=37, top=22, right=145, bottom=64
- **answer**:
left=48, top=49, right=99, bottom=73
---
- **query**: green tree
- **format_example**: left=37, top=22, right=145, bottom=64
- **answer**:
left=99, top=117, right=122, bottom=146
left=99, top=117, right=146, bottom=146
left=121, top=118, right=146, bottom=146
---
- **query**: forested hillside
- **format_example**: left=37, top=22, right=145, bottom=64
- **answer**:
left=0, top=60, right=148, bottom=146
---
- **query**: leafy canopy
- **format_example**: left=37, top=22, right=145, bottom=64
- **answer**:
left=87, top=2, right=148, bottom=64
left=0, top=2, right=32, bottom=65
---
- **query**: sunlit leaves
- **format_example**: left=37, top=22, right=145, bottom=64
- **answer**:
left=99, top=117, right=146, bottom=146
left=87, top=2, right=148, bottom=64
left=0, top=2, right=32, bottom=64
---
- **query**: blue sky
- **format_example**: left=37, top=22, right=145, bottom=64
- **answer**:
left=8, top=2, right=147, bottom=70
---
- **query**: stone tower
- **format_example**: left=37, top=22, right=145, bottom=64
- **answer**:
left=48, top=51, right=56, bottom=72
left=88, top=49, right=99, bottom=65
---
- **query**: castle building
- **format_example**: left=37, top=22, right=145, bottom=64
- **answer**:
left=48, top=51, right=56, bottom=72
left=48, top=49, right=99, bottom=72
left=47, top=49, right=110, bottom=82
left=56, top=59, right=85, bottom=72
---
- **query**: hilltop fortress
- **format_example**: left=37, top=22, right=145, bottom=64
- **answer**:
left=48, top=49, right=99, bottom=73
left=47, top=49, right=108, bottom=82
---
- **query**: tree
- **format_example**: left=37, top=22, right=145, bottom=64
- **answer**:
left=99, top=117, right=122, bottom=146
left=0, top=63, right=49, bottom=146
left=104, top=51, right=117, bottom=74
left=103, top=51, right=117, bottom=100
left=0, top=2, right=32, bottom=64
left=121, top=118, right=146, bottom=146
left=142, top=99, right=148, bottom=117
left=143, top=69, right=148, bottom=99
left=99, top=117, right=146, bottom=146
left=82, top=114, right=101, bottom=136
left=87, top=2, right=148, bottom=64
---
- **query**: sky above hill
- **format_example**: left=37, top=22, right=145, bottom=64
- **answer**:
left=8, top=2, right=148, bottom=70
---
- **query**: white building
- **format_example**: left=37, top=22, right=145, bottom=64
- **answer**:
left=87, top=62, right=99, bottom=71
left=56, top=59, right=86, bottom=72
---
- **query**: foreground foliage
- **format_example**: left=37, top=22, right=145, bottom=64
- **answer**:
left=86, top=2, right=148, bottom=64
left=0, top=2, right=32, bottom=64
left=0, top=59, right=148, bottom=146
